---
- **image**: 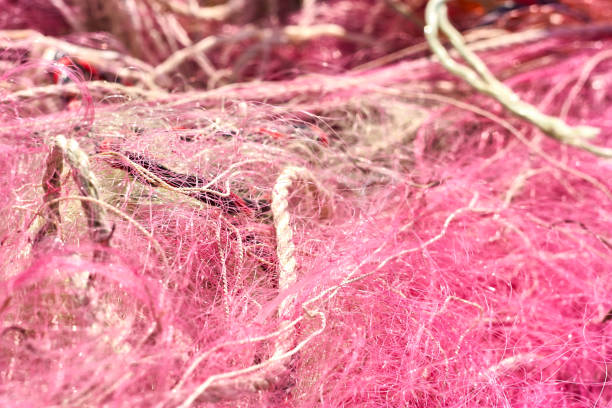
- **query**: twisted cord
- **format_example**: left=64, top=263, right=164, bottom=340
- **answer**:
left=271, top=166, right=332, bottom=361
left=55, top=135, right=113, bottom=245
left=424, top=0, right=612, bottom=157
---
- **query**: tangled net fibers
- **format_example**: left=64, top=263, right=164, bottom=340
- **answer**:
left=1, top=0, right=612, bottom=406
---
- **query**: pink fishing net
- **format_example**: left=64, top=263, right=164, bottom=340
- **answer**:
left=1, top=1, right=611, bottom=406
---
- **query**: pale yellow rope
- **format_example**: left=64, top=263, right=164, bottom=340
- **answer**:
left=424, top=0, right=612, bottom=158
left=271, top=166, right=332, bottom=317
left=54, top=135, right=114, bottom=245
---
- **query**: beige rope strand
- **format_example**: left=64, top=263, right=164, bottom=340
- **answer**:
left=55, top=135, right=114, bottom=245
left=34, top=142, right=64, bottom=243
left=271, top=167, right=299, bottom=305
left=215, top=218, right=230, bottom=318
left=424, top=0, right=612, bottom=158
left=271, top=166, right=332, bottom=316
left=271, top=166, right=333, bottom=366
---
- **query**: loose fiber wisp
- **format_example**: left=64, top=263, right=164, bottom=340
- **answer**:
left=1, top=0, right=612, bottom=406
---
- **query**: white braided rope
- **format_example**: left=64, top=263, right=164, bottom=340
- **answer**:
left=424, top=0, right=612, bottom=158
left=272, top=166, right=332, bottom=314
left=272, top=168, right=299, bottom=299
left=271, top=165, right=332, bottom=362
left=54, top=135, right=113, bottom=245
left=35, top=142, right=64, bottom=243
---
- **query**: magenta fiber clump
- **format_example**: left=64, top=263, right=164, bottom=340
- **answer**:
left=1, top=0, right=612, bottom=406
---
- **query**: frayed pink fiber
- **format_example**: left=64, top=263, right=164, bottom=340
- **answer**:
left=1, top=1, right=612, bottom=407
